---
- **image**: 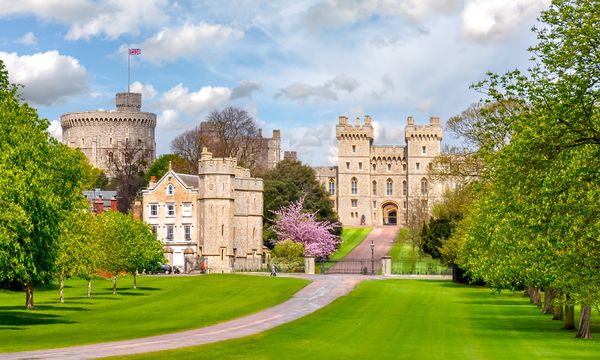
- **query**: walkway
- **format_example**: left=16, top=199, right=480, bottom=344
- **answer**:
left=0, top=274, right=376, bottom=360
left=344, top=226, right=399, bottom=259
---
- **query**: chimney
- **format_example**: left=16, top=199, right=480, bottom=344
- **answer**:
left=94, top=196, right=104, bottom=214
left=149, top=175, right=156, bottom=187
left=110, top=197, right=117, bottom=211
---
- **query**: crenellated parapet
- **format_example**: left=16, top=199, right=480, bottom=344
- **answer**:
left=405, top=116, right=443, bottom=141
left=336, top=115, right=374, bottom=142
left=60, top=111, right=156, bottom=129
left=371, top=146, right=407, bottom=162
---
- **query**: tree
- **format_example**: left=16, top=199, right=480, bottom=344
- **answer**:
left=108, top=142, right=148, bottom=213
left=201, top=107, right=261, bottom=170
left=271, top=240, right=304, bottom=273
left=270, top=198, right=340, bottom=259
left=145, top=154, right=190, bottom=182
left=0, top=60, right=87, bottom=309
left=80, top=158, right=109, bottom=190
left=261, top=159, right=339, bottom=245
left=170, top=126, right=202, bottom=170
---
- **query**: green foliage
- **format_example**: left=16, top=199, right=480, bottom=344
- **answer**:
left=261, top=160, right=339, bottom=245
left=0, top=60, right=87, bottom=307
left=145, top=153, right=190, bottom=182
left=272, top=240, right=304, bottom=259
left=79, top=157, right=109, bottom=190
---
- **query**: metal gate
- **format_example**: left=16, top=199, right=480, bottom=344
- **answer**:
left=319, top=258, right=380, bottom=275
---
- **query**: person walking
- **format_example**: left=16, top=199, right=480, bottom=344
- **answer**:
left=270, top=264, right=277, bottom=277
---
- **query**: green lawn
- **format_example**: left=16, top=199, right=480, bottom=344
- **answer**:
left=0, top=274, right=308, bottom=352
left=388, top=228, right=450, bottom=274
left=330, top=227, right=372, bottom=261
left=119, top=280, right=600, bottom=360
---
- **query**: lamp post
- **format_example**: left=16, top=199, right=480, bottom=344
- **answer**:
left=370, top=239, right=375, bottom=275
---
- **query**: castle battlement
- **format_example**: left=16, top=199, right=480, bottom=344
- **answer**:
left=336, top=115, right=374, bottom=141
left=60, top=112, right=156, bottom=129
left=234, top=178, right=264, bottom=192
left=405, top=116, right=443, bottom=141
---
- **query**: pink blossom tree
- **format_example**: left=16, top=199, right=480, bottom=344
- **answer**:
left=271, top=198, right=341, bottom=258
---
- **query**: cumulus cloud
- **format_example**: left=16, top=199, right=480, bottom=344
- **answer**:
left=17, top=32, right=37, bottom=46
left=48, top=119, right=62, bottom=141
left=461, top=0, right=550, bottom=41
left=231, top=80, right=261, bottom=99
left=0, top=0, right=94, bottom=23
left=157, top=109, right=180, bottom=130
left=0, top=50, right=87, bottom=106
left=130, top=81, right=157, bottom=100
left=124, top=22, right=243, bottom=63
left=286, top=123, right=337, bottom=165
left=371, top=73, right=395, bottom=98
left=276, top=75, right=359, bottom=102
left=157, top=83, right=231, bottom=117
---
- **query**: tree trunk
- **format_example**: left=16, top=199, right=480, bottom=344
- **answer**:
left=112, top=275, right=117, bottom=295
left=59, top=276, right=65, bottom=303
left=543, top=288, right=555, bottom=314
left=25, top=281, right=34, bottom=309
left=553, top=304, right=564, bottom=321
left=133, top=273, right=137, bottom=289
left=564, top=304, right=576, bottom=330
left=576, top=306, right=592, bottom=339
left=87, top=279, right=92, bottom=299
left=528, top=287, right=541, bottom=307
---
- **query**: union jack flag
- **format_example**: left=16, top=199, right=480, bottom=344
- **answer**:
left=129, top=48, right=141, bottom=55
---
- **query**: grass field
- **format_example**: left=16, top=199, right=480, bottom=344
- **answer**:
left=120, top=280, right=600, bottom=360
left=330, top=227, right=371, bottom=261
left=388, top=228, right=449, bottom=274
left=0, top=274, right=308, bottom=352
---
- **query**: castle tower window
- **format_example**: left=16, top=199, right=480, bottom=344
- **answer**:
left=81, top=138, right=85, bottom=146
left=358, top=162, right=362, bottom=170
left=416, top=162, right=420, bottom=170
left=167, top=184, right=175, bottom=196
left=403, top=163, right=406, bottom=171
left=422, top=146, right=427, bottom=154
left=352, top=145, right=356, bottom=154
left=108, top=152, right=113, bottom=162
left=372, top=180, right=377, bottom=196
left=351, top=199, right=357, bottom=208
left=421, top=178, right=428, bottom=195
left=403, top=201, right=407, bottom=209
left=373, top=200, right=377, bottom=209
left=387, top=163, right=391, bottom=171
left=351, top=178, right=358, bottom=195
left=386, top=179, right=393, bottom=196
left=403, top=180, right=407, bottom=195
left=329, top=179, right=335, bottom=195
left=372, top=163, right=376, bottom=171
left=346, top=162, right=350, bottom=170
left=110, top=138, right=112, bottom=145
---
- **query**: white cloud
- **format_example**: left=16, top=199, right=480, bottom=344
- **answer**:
left=130, top=81, right=157, bottom=100
left=0, top=0, right=94, bottom=23
left=125, top=22, right=243, bottom=63
left=17, top=32, right=37, bottom=46
left=461, top=0, right=550, bottom=41
left=157, top=83, right=232, bottom=117
left=0, top=50, right=87, bottom=106
left=48, top=119, right=62, bottom=141
left=231, top=80, right=261, bottom=99
left=276, top=75, right=359, bottom=102
left=157, top=109, right=180, bottom=130
left=286, top=123, right=337, bottom=165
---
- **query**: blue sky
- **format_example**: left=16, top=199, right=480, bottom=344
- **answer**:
left=0, top=0, right=550, bottom=165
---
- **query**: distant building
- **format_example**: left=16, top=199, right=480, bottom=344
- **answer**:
left=83, top=190, right=117, bottom=214
left=61, top=92, right=156, bottom=176
left=283, top=151, right=298, bottom=161
left=315, top=115, right=449, bottom=227
left=141, top=148, right=268, bottom=272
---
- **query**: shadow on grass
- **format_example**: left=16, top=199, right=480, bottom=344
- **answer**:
left=0, top=305, right=89, bottom=312
left=0, top=311, right=77, bottom=327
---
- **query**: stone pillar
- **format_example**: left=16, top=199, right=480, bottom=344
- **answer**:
left=164, top=246, right=174, bottom=266
left=381, top=256, right=392, bottom=276
left=304, top=256, right=315, bottom=275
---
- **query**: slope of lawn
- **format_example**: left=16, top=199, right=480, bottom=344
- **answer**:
left=388, top=228, right=449, bottom=274
left=330, top=227, right=372, bottom=261
left=0, top=274, right=308, bottom=352
left=121, top=280, right=600, bottom=360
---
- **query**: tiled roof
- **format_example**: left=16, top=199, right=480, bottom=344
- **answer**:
left=174, top=173, right=199, bottom=188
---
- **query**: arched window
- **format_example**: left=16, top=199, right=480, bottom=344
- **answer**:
left=166, top=183, right=174, bottom=196
left=421, top=178, right=428, bottom=195
left=372, top=180, right=377, bottom=196
left=402, top=180, right=407, bottom=195
left=386, top=179, right=393, bottom=196
left=329, top=179, right=335, bottom=195
left=387, top=163, right=392, bottom=171
left=351, top=178, right=358, bottom=195
left=402, top=163, right=407, bottom=171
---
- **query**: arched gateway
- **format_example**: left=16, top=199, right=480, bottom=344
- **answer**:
left=382, top=202, right=399, bottom=225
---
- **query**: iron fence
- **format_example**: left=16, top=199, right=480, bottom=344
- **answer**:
left=391, top=259, right=451, bottom=275
left=320, top=259, right=380, bottom=275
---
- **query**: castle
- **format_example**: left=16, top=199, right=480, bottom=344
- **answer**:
left=60, top=92, right=156, bottom=176
left=141, top=148, right=267, bottom=272
left=315, top=115, right=446, bottom=227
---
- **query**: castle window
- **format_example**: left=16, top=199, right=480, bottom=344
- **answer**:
left=422, top=146, right=427, bottom=154
left=403, top=163, right=407, bottom=171
left=387, top=163, right=391, bottom=171
left=352, top=145, right=356, bottom=154
left=108, top=152, right=113, bottom=162
left=404, top=201, right=407, bottom=209
left=421, top=178, right=428, bottom=195
left=167, top=184, right=174, bottom=196
left=351, top=199, right=357, bottom=208
left=372, top=163, right=376, bottom=171
left=150, top=203, right=158, bottom=217
left=373, top=201, right=377, bottom=209
left=358, top=162, right=362, bottom=170
left=81, top=138, right=85, bottom=146
left=221, top=225, right=224, bottom=236
left=372, top=180, right=377, bottom=196
left=386, top=179, right=393, bottom=196
left=403, top=180, right=407, bottom=195
left=329, top=179, right=335, bottom=195
left=166, top=225, right=174, bottom=241
left=416, top=162, right=420, bottom=170
left=351, top=178, right=358, bottom=195
left=166, top=203, right=175, bottom=217
left=138, top=139, right=142, bottom=146
left=346, top=162, right=350, bottom=170
left=110, top=137, right=112, bottom=145
left=184, top=224, right=191, bottom=241
left=182, top=203, right=192, bottom=217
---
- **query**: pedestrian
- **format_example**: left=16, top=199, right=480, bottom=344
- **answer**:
left=270, top=264, right=277, bottom=277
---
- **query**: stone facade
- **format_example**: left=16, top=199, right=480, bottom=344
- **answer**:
left=141, top=148, right=268, bottom=273
left=61, top=92, right=156, bottom=176
left=315, top=115, right=448, bottom=227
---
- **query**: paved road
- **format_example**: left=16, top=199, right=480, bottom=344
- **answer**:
left=344, top=226, right=400, bottom=259
left=0, top=274, right=376, bottom=360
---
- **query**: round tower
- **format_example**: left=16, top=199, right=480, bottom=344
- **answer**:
left=60, top=92, right=156, bottom=177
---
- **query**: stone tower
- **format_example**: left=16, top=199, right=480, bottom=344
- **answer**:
left=404, top=116, right=443, bottom=213
left=60, top=92, right=156, bottom=176
left=336, top=115, right=374, bottom=227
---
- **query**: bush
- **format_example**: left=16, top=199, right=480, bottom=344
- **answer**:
left=272, top=240, right=304, bottom=273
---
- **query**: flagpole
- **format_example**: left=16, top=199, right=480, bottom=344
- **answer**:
left=127, top=48, right=130, bottom=93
